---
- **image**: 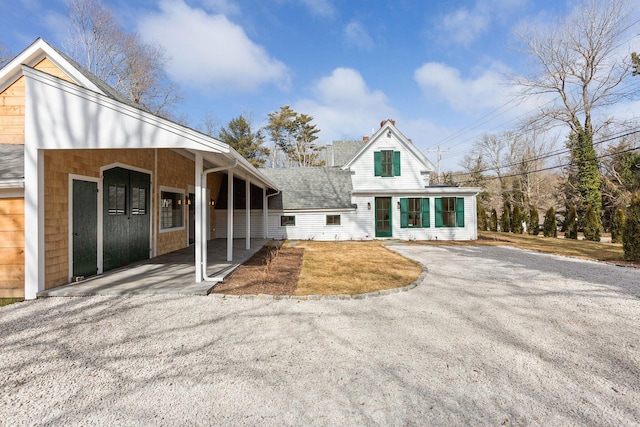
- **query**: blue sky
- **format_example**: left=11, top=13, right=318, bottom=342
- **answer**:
left=1, top=0, right=639, bottom=170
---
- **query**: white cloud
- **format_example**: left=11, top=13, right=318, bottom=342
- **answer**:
left=294, top=68, right=396, bottom=141
left=344, top=21, right=374, bottom=51
left=299, top=0, right=335, bottom=18
left=441, top=8, right=490, bottom=46
left=137, top=0, right=290, bottom=93
left=197, top=0, right=240, bottom=15
left=414, top=62, right=513, bottom=114
left=438, top=0, right=526, bottom=46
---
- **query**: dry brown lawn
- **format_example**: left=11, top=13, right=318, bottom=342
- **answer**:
left=292, top=240, right=423, bottom=295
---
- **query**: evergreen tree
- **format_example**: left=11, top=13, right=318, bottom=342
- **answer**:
left=582, top=204, right=601, bottom=242
left=489, top=209, right=498, bottom=232
left=477, top=202, right=488, bottom=232
left=500, top=202, right=511, bottom=233
left=528, top=207, right=539, bottom=236
left=565, top=206, right=578, bottom=239
left=512, top=205, right=524, bottom=234
left=611, top=207, right=626, bottom=244
left=622, top=193, right=640, bottom=261
left=218, top=115, right=270, bottom=167
left=543, top=207, right=557, bottom=237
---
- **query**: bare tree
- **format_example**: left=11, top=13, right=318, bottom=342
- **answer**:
left=513, top=0, right=637, bottom=230
left=197, top=112, right=221, bottom=137
left=0, top=41, right=12, bottom=66
left=65, top=0, right=182, bottom=117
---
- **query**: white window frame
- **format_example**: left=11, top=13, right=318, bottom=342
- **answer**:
left=159, top=185, right=185, bottom=232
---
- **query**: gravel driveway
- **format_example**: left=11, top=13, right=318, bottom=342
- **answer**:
left=1, top=245, right=639, bottom=426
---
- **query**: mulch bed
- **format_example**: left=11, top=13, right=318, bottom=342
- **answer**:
left=210, top=246, right=304, bottom=295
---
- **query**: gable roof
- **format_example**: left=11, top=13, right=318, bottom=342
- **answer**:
left=327, top=140, right=368, bottom=166
left=260, top=167, right=355, bottom=210
left=342, top=120, right=436, bottom=172
left=0, top=38, right=140, bottom=109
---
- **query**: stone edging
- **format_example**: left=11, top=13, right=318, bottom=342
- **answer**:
left=209, top=268, right=428, bottom=301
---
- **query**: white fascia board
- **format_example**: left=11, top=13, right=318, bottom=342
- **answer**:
left=268, top=208, right=357, bottom=214
left=23, top=66, right=229, bottom=153
left=0, top=179, right=25, bottom=189
left=342, top=121, right=435, bottom=172
left=352, top=187, right=481, bottom=196
left=0, top=38, right=102, bottom=95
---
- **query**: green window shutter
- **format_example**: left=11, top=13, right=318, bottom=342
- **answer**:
left=456, top=197, right=465, bottom=227
left=374, top=152, right=382, bottom=176
left=400, top=198, right=409, bottom=228
left=421, top=198, right=430, bottom=228
left=393, top=151, right=401, bottom=176
left=435, top=198, right=443, bottom=228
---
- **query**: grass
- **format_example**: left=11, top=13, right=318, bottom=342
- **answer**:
left=0, top=298, right=24, bottom=307
left=476, top=231, right=631, bottom=264
left=291, top=240, right=423, bottom=295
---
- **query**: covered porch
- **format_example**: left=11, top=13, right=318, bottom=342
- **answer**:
left=37, top=239, right=270, bottom=297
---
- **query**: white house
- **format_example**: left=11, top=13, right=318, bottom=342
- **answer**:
left=215, top=119, right=480, bottom=241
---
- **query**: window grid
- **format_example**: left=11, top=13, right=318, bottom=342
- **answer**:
left=381, top=150, right=394, bottom=177
left=326, top=214, right=341, bottom=225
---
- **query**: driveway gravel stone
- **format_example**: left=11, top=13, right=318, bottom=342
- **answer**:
left=1, top=244, right=639, bottom=426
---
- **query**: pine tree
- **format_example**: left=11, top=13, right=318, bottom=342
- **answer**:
left=500, top=202, right=511, bottom=233
left=490, top=209, right=498, bottom=232
left=611, top=207, right=626, bottom=244
left=565, top=206, right=578, bottom=239
left=543, top=207, right=557, bottom=237
left=528, top=207, right=539, bottom=236
left=582, top=204, right=601, bottom=242
left=622, top=193, right=640, bottom=261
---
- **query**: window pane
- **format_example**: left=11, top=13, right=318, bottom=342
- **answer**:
left=442, top=197, right=456, bottom=227
left=381, top=150, right=394, bottom=177
left=326, top=214, right=341, bottom=225
left=161, top=191, right=183, bottom=229
left=281, top=216, right=295, bottom=226
left=407, top=198, right=421, bottom=227
left=131, top=187, right=146, bottom=215
left=108, top=184, right=126, bottom=215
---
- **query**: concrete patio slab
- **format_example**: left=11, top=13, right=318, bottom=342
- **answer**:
left=37, top=239, right=270, bottom=297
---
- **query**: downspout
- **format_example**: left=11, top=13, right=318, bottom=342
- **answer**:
left=200, top=160, right=237, bottom=282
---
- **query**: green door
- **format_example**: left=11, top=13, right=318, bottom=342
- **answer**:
left=375, top=197, right=392, bottom=237
left=72, top=179, right=98, bottom=278
left=103, top=167, right=150, bottom=271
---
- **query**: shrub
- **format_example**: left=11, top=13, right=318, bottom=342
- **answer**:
left=500, top=202, right=511, bottom=233
left=611, top=207, right=626, bottom=244
left=565, top=206, right=578, bottom=239
left=528, top=207, right=539, bottom=235
left=623, top=193, right=640, bottom=261
left=582, top=204, right=601, bottom=242
left=543, top=207, right=557, bottom=237
left=512, top=205, right=524, bottom=234
left=489, top=209, right=498, bottom=231
left=477, top=204, right=487, bottom=231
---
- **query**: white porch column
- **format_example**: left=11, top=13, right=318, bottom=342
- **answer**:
left=245, top=177, right=250, bottom=250
left=227, top=169, right=234, bottom=261
left=194, top=152, right=203, bottom=282
left=263, top=187, right=268, bottom=239
left=24, top=146, right=44, bottom=299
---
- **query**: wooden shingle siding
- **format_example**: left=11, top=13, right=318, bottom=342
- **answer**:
left=0, top=198, right=25, bottom=297
left=43, top=149, right=156, bottom=288
left=0, top=58, right=73, bottom=145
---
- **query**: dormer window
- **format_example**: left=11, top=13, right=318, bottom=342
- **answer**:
left=374, top=150, right=401, bottom=177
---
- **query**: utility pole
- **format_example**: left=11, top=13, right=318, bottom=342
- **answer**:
left=426, top=146, right=450, bottom=184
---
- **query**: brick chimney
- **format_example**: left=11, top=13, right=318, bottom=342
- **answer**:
left=380, top=119, right=396, bottom=128
left=363, top=135, right=369, bottom=142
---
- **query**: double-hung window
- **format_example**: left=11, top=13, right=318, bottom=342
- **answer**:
left=400, top=198, right=430, bottom=228
left=160, top=188, right=184, bottom=231
left=374, top=150, right=401, bottom=177
left=435, top=197, right=465, bottom=227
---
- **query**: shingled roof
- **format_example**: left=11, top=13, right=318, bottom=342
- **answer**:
left=260, top=167, right=355, bottom=210
left=0, top=144, right=24, bottom=180
left=326, top=140, right=367, bottom=166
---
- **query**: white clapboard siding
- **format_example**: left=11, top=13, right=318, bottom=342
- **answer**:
left=213, top=210, right=265, bottom=239
left=350, top=134, right=429, bottom=191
